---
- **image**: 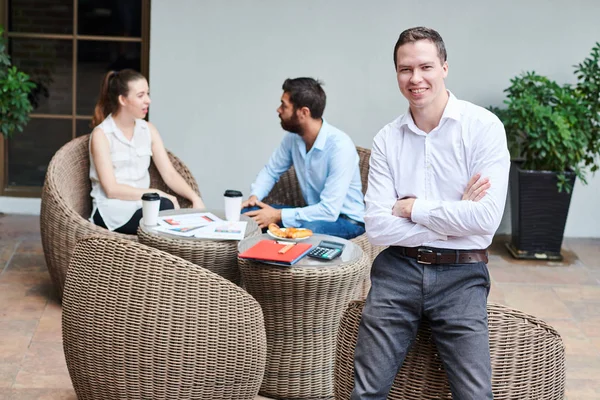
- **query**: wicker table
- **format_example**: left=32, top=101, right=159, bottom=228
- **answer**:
left=138, top=209, right=260, bottom=285
left=238, top=233, right=370, bottom=399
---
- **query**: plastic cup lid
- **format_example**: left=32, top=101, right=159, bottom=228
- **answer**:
left=224, top=190, right=243, bottom=197
left=142, top=192, right=160, bottom=201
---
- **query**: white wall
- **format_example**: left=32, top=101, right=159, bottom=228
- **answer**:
left=148, top=0, right=600, bottom=237
left=0, top=197, right=41, bottom=215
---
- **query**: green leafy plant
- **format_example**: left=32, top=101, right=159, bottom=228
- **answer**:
left=0, top=26, right=36, bottom=139
left=490, top=42, right=600, bottom=192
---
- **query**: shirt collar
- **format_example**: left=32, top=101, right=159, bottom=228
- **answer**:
left=398, top=90, right=461, bottom=133
left=441, top=91, right=461, bottom=122
left=107, top=115, right=128, bottom=144
left=107, top=114, right=144, bottom=146
left=312, top=119, right=329, bottom=151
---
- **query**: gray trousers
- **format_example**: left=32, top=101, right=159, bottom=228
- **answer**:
left=351, top=247, right=493, bottom=400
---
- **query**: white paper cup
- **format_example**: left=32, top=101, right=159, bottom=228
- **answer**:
left=224, top=190, right=243, bottom=222
left=141, top=192, right=161, bottom=226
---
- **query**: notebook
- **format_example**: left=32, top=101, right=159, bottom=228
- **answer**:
left=238, top=240, right=313, bottom=266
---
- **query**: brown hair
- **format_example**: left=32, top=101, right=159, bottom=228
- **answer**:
left=393, top=27, right=447, bottom=68
left=282, top=77, right=326, bottom=119
left=92, top=69, right=145, bottom=126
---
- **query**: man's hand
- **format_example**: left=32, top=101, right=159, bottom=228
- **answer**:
left=392, top=197, right=416, bottom=219
left=391, top=174, right=490, bottom=220
left=462, top=173, right=491, bottom=201
left=243, top=200, right=282, bottom=229
left=241, top=195, right=259, bottom=209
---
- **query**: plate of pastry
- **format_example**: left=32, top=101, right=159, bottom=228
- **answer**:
left=267, top=223, right=313, bottom=241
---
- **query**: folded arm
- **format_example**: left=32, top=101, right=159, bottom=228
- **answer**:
left=411, top=120, right=510, bottom=236
left=365, top=134, right=447, bottom=246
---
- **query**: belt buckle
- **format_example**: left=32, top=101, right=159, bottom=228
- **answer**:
left=417, top=248, right=433, bottom=264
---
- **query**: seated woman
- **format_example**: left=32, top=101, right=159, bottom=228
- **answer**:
left=90, top=69, right=204, bottom=234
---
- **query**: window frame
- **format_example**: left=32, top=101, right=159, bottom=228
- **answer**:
left=0, top=0, right=151, bottom=197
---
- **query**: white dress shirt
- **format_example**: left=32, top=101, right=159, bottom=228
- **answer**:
left=365, top=92, right=510, bottom=250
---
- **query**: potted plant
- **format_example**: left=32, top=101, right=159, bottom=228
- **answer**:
left=0, top=25, right=36, bottom=139
left=491, top=42, right=600, bottom=260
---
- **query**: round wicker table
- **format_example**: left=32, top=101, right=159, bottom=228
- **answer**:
left=138, top=209, right=260, bottom=285
left=238, top=233, right=370, bottom=399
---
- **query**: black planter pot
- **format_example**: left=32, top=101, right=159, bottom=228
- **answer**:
left=507, top=162, right=576, bottom=261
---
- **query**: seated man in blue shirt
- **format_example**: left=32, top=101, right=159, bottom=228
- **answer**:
left=242, top=77, right=365, bottom=240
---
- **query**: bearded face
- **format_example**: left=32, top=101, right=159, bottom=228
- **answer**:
left=279, top=110, right=302, bottom=134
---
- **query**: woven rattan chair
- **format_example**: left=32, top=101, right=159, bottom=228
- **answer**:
left=40, top=134, right=200, bottom=299
left=262, top=146, right=385, bottom=298
left=62, top=236, right=267, bottom=400
left=334, top=301, right=566, bottom=400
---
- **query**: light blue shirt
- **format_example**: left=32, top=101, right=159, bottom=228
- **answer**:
left=251, top=120, right=365, bottom=228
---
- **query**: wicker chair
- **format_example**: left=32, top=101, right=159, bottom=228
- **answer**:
left=262, top=146, right=385, bottom=298
left=62, top=236, right=267, bottom=400
left=334, top=301, right=566, bottom=399
left=40, top=134, right=200, bottom=299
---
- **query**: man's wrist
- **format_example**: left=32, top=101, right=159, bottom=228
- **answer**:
left=411, top=198, right=433, bottom=226
left=249, top=193, right=262, bottom=203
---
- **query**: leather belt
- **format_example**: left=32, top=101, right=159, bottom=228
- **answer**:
left=339, top=214, right=365, bottom=228
left=393, top=246, right=488, bottom=265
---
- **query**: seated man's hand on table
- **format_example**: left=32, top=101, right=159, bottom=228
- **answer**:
left=243, top=200, right=282, bottom=229
left=241, top=195, right=259, bottom=209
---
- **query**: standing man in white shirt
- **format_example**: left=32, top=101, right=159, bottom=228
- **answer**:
left=351, top=27, right=510, bottom=399
left=242, top=77, right=365, bottom=239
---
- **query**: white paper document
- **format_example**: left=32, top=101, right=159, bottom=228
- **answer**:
left=193, top=221, right=248, bottom=241
left=158, top=212, right=222, bottom=228
left=152, top=212, right=223, bottom=237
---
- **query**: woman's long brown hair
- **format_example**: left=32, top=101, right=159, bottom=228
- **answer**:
left=92, top=69, right=145, bottom=127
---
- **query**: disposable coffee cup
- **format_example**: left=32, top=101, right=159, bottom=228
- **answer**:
left=141, top=192, right=161, bottom=226
left=224, top=190, right=243, bottom=222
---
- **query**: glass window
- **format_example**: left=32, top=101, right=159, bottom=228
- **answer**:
left=78, top=0, right=142, bottom=37
left=76, top=118, right=94, bottom=137
left=7, top=119, right=73, bottom=187
left=1, top=0, right=149, bottom=197
left=9, top=0, right=74, bottom=34
left=9, top=38, right=73, bottom=115
left=77, top=40, right=141, bottom=115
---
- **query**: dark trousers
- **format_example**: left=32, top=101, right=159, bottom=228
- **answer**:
left=93, top=197, right=175, bottom=235
left=351, top=247, right=493, bottom=400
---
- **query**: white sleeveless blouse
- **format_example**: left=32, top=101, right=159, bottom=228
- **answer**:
left=89, top=115, right=153, bottom=230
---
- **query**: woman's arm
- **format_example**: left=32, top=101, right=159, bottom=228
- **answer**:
left=91, top=127, right=176, bottom=203
left=148, top=122, right=205, bottom=209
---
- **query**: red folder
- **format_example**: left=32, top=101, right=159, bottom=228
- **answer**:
left=238, top=240, right=313, bottom=265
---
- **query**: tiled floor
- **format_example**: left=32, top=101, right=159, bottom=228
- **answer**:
left=1, top=213, right=599, bottom=400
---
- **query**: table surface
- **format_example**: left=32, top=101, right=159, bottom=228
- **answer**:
left=238, top=233, right=362, bottom=267
left=139, top=208, right=259, bottom=241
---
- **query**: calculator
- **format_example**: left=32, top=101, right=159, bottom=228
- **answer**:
left=307, top=240, right=345, bottom=261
